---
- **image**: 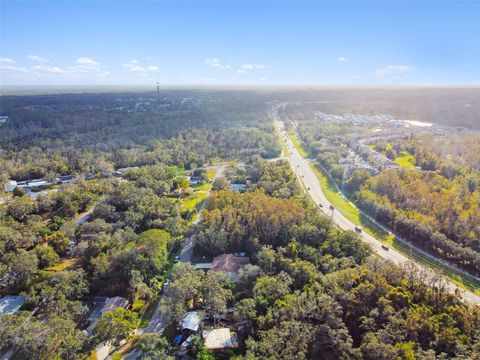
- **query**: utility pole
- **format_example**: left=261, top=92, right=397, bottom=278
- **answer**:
left=156, top=82, right=160, bottom=116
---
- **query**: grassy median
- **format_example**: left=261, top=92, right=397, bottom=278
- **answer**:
left=287, top=130, right=480, bottom=296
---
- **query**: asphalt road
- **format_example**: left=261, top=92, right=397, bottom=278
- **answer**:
left=272, top=110, right=480, bottom=305
left=178, top=164, right=225, bottom=263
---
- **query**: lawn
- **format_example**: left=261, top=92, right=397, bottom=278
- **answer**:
left=45, top=257, right=81, bottom=272
left=192, top=182, right=211, bottom=192
left=180, top=192, right=207, bottom=213
left=395, top=151, right=416, bottom=169
left=288, top=130, right=480, bottom=295
left=276, top=126, right=290, bottom=157
left=207, top=169, right=216, bottom=180
left=287, top=130, right=310, bottom=157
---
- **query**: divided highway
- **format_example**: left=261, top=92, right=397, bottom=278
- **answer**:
left=272, top=110, right=480, bottom=305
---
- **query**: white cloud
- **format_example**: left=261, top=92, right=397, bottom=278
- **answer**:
left=242, top=63, right=266, bottom=70
left=1, top=56, right=113, bottom=82
left=75, top=57, right=100, bottom=66
left=0, top=58, right=30, bottom=73
left=0, top=65, right=29, bottom=73
left=376, top=65, right=413, bottom=77
left=32, top=65, right=64, bottom=74
left=0, top=58, right=16, bottom=65
left=27, top=54, right=50, bottom=63
left=123, top=64, right=145, bottom=72
left=336, top=57, right=347, bottom=63
left=122, top=60, right=158, bottom=73
left=205, top=58, right=231, bottom=69
left=69, top=57, right=110, bottom=76
left=237, top=69, right=245, bottom=74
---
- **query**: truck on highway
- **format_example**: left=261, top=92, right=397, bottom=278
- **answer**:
left=355, top=226, right=362, bottom=233
left=381, top=245, right=389, bottom=251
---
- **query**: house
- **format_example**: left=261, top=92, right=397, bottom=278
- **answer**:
left=0, top=295, right=25, bottom=315
left=59, top=175, right=75, bottom=184
left=338, top=158, right=354, bottom=166
left=203, top=328, right=238, bottom=350
left=85, top=296, right=129, bottom=335
left=181, top=311, right=201, bottom=333
left=17, top=179, right=50, bottom=188
left=188, top=175, right=203, bottom=186
left=3, top=180, right=17, bottom=192
left=115, top=166, right=139, bottom=175
left=230, top=183, right=247, bottom=191
left=351, top=141, right=400, bottom=172
left=211, top=254, right=250, bottom=282
left=195, top=263, right=213, bottom=270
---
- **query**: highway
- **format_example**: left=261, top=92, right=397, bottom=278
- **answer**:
left=272, top=109, right=480, bottom=305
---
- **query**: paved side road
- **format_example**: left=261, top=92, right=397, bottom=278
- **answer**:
left=103, top=165, right=226, bottom=359
left=144, top=164, right=226, bottom=333
left=178, top=164, right=225, bottom=263
left=272, top=109, right=480, bottom=305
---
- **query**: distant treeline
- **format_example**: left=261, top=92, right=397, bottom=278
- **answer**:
left=0, top=91, right=281, bottom=180
left=276, top=87, right=480, bottom=129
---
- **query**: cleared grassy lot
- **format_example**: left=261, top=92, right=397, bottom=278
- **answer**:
left=288, top=131, right=480, bottom=295
left=45, top=257, right=81, bottom=272
left=395, top=151, right=416, bottom=169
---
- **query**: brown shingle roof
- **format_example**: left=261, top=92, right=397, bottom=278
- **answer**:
left=211, top=254, right=249, bottom=273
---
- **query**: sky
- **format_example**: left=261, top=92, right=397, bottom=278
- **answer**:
left=1, top=0, right=479, bottom=86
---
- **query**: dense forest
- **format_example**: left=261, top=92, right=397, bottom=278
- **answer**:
left=155, top=160, right=480, bottom=359
left=292, top=108, right=480, bottom=276
left=1, top=91, right=479, bottom=359
left=0, top=91, right=280, bottom=180
left=277, top=88, right=480, bottom=130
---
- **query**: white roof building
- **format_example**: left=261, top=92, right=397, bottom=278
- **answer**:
left=181, top=311, right=201, bottom=332
left=4, top=180, right=17, bottom=192
left=0, top=295, right=25, bottom=315
left=203, top=328, right=238, bottom=350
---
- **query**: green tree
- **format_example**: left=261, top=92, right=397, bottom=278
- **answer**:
left=2, top=249, right=38, bottom=288
left=136, top=229, right=171, bottom=276
left=161, top=263, right=203, bottom=322
left=138, top=333, right=174, bottom=360
left=47, top=231, right=70, bottom=255
left=7, top=196, right=38, bottom=221
left=212, top=176, right=229, bottom=191
left=0, top=312, right=87, bottom=360
left=93, top=308, right=139, bottom=346
left=35, top=244, right=60, bottom=268
left=202, top=271, right=232, bottom=324
left=253, top=272, right=293, bottom=307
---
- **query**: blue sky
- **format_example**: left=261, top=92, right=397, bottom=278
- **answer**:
left=1, top=1, right=479, bottom=86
